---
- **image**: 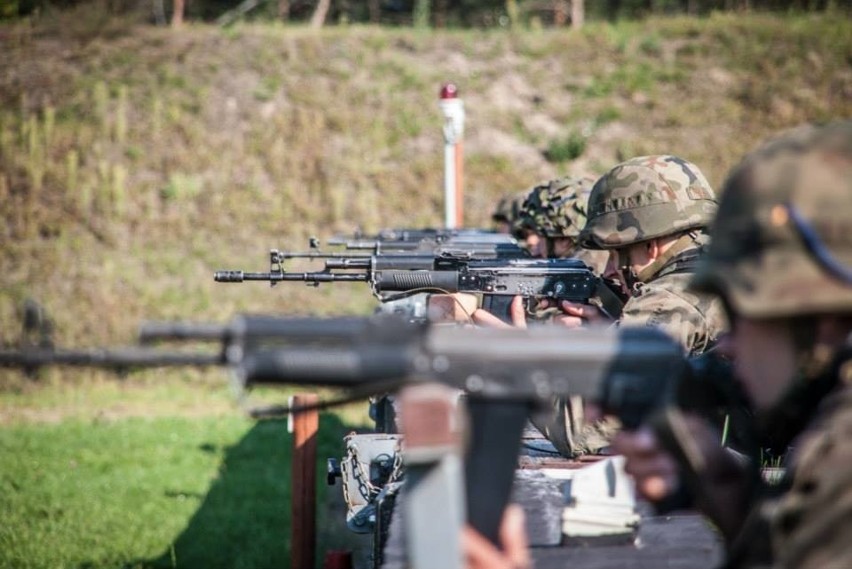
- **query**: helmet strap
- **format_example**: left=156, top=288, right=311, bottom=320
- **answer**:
left=615, top=249, right=639, bottom=291
left=634, top=232, right=699, bottom=283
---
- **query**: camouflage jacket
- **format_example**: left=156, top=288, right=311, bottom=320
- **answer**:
left=619, top=248, right=727, bottom=356
left=724, top=351, right=852, bottom=569
left=772, top=384, right=852, bottom=569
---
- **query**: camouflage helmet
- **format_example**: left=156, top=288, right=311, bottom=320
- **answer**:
left=491, top=191, right=526, bottom=225
left=690, top=120, right=852, bottom=318
left=515, top=176, right=595, bottom=238
left=579, top=155, right=718, bottom=250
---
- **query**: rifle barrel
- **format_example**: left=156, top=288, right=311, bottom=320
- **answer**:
left=213, top=270, right=369, bottom=283
left=0, top=348, right=223, bottom=368
left=139, top=322, right=229, bottom=343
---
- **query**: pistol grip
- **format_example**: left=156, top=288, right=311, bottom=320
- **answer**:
left=480, top=295, right=515, bottom=325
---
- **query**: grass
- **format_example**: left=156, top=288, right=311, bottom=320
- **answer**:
left=1, top=15, right=850, bottom=346
left=0, top=373, right=372, bottom=569
left=0, top=415, right=348, bottom=568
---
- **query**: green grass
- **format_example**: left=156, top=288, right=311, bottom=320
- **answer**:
left=0, top=374, right=371, bottom=569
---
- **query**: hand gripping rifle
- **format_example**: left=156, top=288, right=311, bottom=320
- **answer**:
left=214, top=255, right=624, bottom=323
left=0, top=312, right=688, bottom=568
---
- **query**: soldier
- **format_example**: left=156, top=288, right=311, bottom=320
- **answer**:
left=502, top=175, right=613, bottom=457
left=559, top=155, right=728, bottom=356
left=473, top=157, right=727, bottom=456
left=479, top=156, right=727, bottom=354
left=467, top=120, right=852, bottom=569
left=490, top=191, right=527, bottom=239
left=512, top=175, right=609, bottom=273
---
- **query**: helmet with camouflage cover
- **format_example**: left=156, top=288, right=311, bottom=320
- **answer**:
left=690, top=120, right=852, bottom=318
left=491, top=191, right=526, bottom=225
left=579, top=155, right=718, bottom=250
left=515, top=176, right=595, bottom=238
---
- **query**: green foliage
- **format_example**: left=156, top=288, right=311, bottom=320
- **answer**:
left=595, top=106, right=622, bottom=124
left=638, top=33, right=662, bottom=56
left=544, top=130, right=587, bottom=163
left=162, top=173, right=203, bottom=202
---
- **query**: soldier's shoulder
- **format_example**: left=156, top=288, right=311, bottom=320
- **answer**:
left=775, top=385, right=852, bottom=567
left=628, top=273, right=701, bottom=310
left=638, top=272, right=721, bottom=311
left=620, top=272, right=727, bottom=346
left=793, top=385, right=852, bottom=471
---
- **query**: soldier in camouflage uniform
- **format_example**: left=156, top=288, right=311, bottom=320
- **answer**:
left=570, top=155, right=728, bottom=356
left=612, top=121, right=852, bottom=569
left=490, top=191, right=528, bottom=240
left=513, top=175, right=609, bottom=273
left=508, top=176, right=613, bottom=457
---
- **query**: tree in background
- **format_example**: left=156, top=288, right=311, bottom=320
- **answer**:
left=571, top=0, right=583, bottom=27
left=310, top=0, right=330, bottom=26
left=414, top=0, right=431, bottom=28
left=0, top=0, right=847, bottom=27
left=171, top=0, right=185, bottom=25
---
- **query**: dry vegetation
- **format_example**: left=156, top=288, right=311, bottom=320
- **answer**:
left=1, top=12, right=851, bottom=347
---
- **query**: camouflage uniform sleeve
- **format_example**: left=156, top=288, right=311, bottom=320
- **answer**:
left=772, top=388, right=852, bottom=569
left=618, top=274, right=725, bottom=356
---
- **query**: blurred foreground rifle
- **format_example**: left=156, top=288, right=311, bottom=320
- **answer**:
left=2, top=311, right=689, bottom=567
left=215, top=255, right=623, bottom=322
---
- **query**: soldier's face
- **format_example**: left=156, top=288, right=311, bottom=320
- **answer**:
left=727, top=317, right=797, bottom=411
left=550, top=237, right=577, bottom=259
left=526, top=233, right=545, bottom=258
left=603, top=251, right=630, bottom=296
left=494, top=221, right=511, bottom=235
left=607, top=244, right=652, bottom=292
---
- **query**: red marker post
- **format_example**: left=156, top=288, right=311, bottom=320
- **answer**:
left=439, top=83, right=465, bottom=229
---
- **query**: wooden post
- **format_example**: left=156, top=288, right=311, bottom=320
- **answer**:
left=291, top=393, right=319, bottom=569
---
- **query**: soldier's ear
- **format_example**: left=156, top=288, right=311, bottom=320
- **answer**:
left=646, top=239, right=660, bottom=260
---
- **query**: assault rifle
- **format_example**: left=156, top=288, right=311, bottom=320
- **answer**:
left=325, top=228, right=514, bottom=249
left=272, top=231, right=529, bottom=260
left=214, top=255, right=624, bottom=323
left=2, top=311, right=689, bottom=568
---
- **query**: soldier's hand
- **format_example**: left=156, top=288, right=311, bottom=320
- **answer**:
left=463, top=504, right=531, bottom=569
left=611, top=426, right=681, bottom=502
left=534, top=300, right=609, bottom=328
left=560, top=300, right=609, bottom=325
left=471, top=296, right=527, bottom=329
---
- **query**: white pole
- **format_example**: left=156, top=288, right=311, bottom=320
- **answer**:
left=443, top=142, right=457, bottom=228
left=439, top=83, right=465, bottom=229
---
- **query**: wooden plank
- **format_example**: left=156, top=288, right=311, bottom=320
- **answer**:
left=291, top=393, right=319, bottom=569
